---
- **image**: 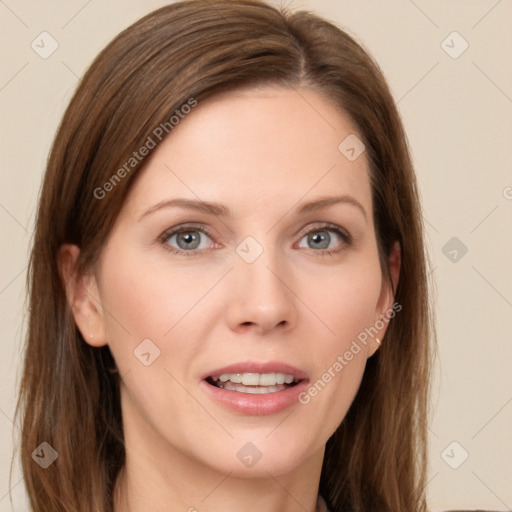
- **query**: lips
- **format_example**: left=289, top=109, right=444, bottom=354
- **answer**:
left=200, top=361, right=310, bottom=414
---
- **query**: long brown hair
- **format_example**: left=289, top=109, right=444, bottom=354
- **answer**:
left=13, top=1, right=436, bottom=510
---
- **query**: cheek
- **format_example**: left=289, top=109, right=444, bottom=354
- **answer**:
left=296, top=257, right=381, bottom=419
left=96, top=246, right=233, bottom=406
left=96, top=250, right=204, bottom=426
left=304, top=258, right=383, bottom=351
left=98, top=246, right=213, bottom=341
left=96, top=247, right=202, bottom=373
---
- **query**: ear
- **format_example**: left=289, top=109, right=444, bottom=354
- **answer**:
left=58, top=244, right=108, bottom=347
left=367, top=240, right=401, bottom=358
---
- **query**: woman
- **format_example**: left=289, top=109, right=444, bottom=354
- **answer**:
left=13, top=1, right=436, bottom=511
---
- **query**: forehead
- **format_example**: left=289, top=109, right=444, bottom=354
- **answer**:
left=122, top=85, right=371, bottom=221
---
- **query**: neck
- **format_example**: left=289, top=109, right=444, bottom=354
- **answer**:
left=114, top=466, right=323, bottom=512
left=112, top=432, right=324, bottom=512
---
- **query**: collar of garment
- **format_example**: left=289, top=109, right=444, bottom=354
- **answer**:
left=317, top=494, right=330, bottom=512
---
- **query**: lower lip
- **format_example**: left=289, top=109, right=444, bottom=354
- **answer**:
left=200, top=379, right=309, bottom=415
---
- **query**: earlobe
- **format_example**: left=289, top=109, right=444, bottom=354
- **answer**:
left=58, top=244, right=108, bottom=347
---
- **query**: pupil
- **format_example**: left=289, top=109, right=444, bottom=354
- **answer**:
left=178, top=231, right=200, bottom=249
left=309, top=231, right=330, bottom=249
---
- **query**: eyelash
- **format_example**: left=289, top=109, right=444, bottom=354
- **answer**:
left=158, top=222, right=352, bottom=258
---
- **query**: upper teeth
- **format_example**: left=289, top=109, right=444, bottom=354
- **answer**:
left=214, top=372, right=296, bottom=386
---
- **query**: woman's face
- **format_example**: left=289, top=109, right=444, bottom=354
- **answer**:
left=69, top=85, right=399, bottom=478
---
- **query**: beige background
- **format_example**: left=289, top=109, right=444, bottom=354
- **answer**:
left=1, top=1, right=511, bottom=510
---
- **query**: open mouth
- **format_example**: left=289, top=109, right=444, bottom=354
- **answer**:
left=205, top=372, right=302, bottom=394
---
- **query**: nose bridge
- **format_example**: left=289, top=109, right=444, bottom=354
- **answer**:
left=227, top=237, right=296, bottom=332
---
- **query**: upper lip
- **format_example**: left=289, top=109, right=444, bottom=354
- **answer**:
left=202, top=361, right=309, bottom=381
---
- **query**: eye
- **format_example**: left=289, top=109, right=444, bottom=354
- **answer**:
left=158, top=222, right=352, bottom=257
left=160, top=224, right=214, bottom=255
left=297, top=223, right=352, bottom=255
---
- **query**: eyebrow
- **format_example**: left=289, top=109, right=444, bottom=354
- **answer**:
left=138, top=198, right=230, bottom=221
left=138, top=195, right=367, bottom=222
left=297, top=195, right=367, bottom=221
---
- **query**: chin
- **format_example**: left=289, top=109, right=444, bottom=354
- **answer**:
left=199, top=433, right=317, bottom=477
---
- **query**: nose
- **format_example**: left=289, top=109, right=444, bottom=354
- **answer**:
left=225, top=247, right=298, bottom=336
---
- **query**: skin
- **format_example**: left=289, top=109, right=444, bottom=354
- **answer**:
left=60, top=85, right=400, bottom=512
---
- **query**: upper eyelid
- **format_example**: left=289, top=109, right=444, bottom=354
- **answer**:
left=300, top=222, right=350, bottom=236
left=160, top=223, right=213, bottom=239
